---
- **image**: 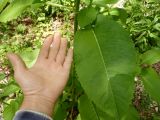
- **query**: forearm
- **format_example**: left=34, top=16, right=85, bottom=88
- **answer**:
left=20, top=95, right=55, bottom=117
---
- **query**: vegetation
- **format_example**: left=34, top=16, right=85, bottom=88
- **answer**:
left=0, top=0, right=160, bottom=120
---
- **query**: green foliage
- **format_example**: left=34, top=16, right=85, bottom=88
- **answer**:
left=92, top=0, right=118, bottom=5
left=75, top=14, right=137, bottom=119
left=140, top=47, right=160, bottom=103
left=141, top=48, right=160, bottom=65
left=16, top=24, right=27, bottom=34
left=0, top=83, right=20, bottom=98
left=109, top=8, right=128, bottom=24
left=123, top=106, right=140, bottom=120
left=78, top=6, right=98, bottom=28
left=0, top=73, right=5, bottom=80
left=0, top=0, right=9, bottom=12
left=53, top=102, right=68, bottom=120
left=0, top=0, right=43, bottom=22
left=20, top=48, right=39, bottom=68
left=3, top=95, right=23, bottom=120
left=125, top=0, right=160, bottom=53
left=141, top=67, right=160, bottom=102
left=79, top=94, right=108, bottom=120
left=0, top=0, right=160, bottom=119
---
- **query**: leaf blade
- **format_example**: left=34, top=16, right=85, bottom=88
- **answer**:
left=141, top=67, right=160, bottom=102
left=75, top=15, right=137, bottom=119
left=0, top=0, right=33, bottom=22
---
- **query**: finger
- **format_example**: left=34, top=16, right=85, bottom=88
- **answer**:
left=63, top=48, right=73, bottom=71
left=7, top=53, right=27, bottom=72
left=38, top=35, right=53, bottom=59
left=48, top=32, right=61, bottom=61
left=56, top=38, right=68, bottom=64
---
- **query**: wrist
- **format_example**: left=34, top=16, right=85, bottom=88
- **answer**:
left=20, top=95, right=55, bottom=116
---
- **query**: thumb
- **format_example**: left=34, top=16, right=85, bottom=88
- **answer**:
left=7, top=53, right=27, bottom=72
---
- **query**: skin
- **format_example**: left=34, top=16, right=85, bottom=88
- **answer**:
left=7, top=32, right=73, bottom=116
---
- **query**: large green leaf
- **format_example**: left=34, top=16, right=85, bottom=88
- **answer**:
left=141, top=67, right=160, bottom=102
left=123, top=105, right=139, bottom=120
left=79, top=94, right=99, bottom=120
left=141, top=47, right=160, bottom=65
left=0, top=0, right=9, bottom=12
left=0, top=0, right=32, bottom=22
left=75, top=15, right=137, bottom=119
left=0, top=0, right=37, bottom=22
left=78, top=6, right=98, bottom=28
left=79, top=94, right=111, bottom=120
left=53, top=103, right=67, bottom=120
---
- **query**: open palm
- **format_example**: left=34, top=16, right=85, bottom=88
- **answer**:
left=7, top=33, right=73, bottom=106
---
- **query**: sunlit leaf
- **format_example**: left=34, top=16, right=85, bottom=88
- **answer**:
left=0, top=0, right=43, bottom=22
left=0, top=83, right=20, bottom=98
left=20, top=48, right=39, bottom=68
left=78, top=6, right=98, bottom=28
left=0, top=0, right=10, bottom=12
left=3, top=95, right=23, bottom=120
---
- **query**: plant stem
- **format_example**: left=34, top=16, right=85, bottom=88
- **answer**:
left=74, top=0, right=80, bottom=34
left=69, top=0, right=80, bottom=119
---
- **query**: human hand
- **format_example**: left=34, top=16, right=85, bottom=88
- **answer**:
left=7, top=33, right=73, bottom=116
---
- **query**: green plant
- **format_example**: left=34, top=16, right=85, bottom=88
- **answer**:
left=16, top=24, right=27, bottom=33
left=125, top=0, right=160, bottom=53
left=1, top=0, right=160, bottom=120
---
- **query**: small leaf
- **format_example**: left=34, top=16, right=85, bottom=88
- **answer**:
left=20, top=48, right=39, bottom=68
left=141, top=47, right=160, bottom=65
left=0, top=0, right=33, bottom=22
left=0, top=84, right=20, bottom=98
left=0, top=73, right=5, bottom=80
left=153, top=23, right=160, bottom=31
left=110, top=8, right=128, bottom=23
left=141, top=67, right=160, bottom=102
left=3, top=95, right=23, bottom=120
left=78, top=6, right=98, bottom=28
